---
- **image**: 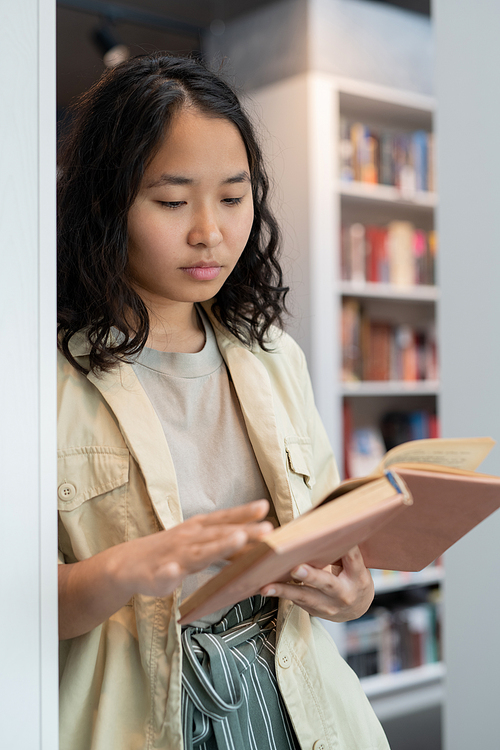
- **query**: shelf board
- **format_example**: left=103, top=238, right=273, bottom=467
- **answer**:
left=334, top=76, right=436, bottom=115
left=361, top=662, right=445, bottom=721
left=339, top=281, right=439, bottom=302
left=339, top=180, right=438, bottom=208
left=342, top=380, right=440, bottom=397
left=372, top=566, right=444, bottom=595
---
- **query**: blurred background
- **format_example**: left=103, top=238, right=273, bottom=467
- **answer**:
left=54, top=3, right=498, bottom=749
left=58, top=6, right=439, bottom=746
left=3, top=2, right=499, bottom=749
left=57, top=1, right=429, bottom=106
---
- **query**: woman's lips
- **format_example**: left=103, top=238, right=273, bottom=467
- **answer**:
left=181, top=265, right=221, bottom=281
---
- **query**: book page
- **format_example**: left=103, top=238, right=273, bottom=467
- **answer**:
left=380, top=437, right=495, bottom=472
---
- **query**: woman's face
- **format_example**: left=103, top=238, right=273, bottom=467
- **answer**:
left=127, top=107, right=254, bottom=313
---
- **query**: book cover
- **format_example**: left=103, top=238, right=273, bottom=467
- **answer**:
left=179, top=438, right=499, bottom=624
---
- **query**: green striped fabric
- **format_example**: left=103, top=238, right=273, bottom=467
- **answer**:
left=181, top=596, right=301, bottom=750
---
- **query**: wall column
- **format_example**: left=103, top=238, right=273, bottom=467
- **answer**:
left=435, top=1, right=500, bottom=747
left=0, top=1, right=58, bottom=747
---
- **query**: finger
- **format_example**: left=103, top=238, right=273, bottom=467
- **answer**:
left=198, top=500, right=270, bottom=526
left=339, top=545, right=368, bottom=574
left=227, top=519, right=274, bottom=557
left=176, top=524, right=249, bottom=544
left=182, top=530, right=248, bottom=572
left=244, top=521, right=274, bottom=540
left=181, top=519, right=272, bottom=548
left=290, top=564, right=344, bottom=594
left=260, top=580, right=328, bottom=614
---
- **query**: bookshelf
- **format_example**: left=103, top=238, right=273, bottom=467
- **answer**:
left=342, top=381, right=439, bottom=397
left=339, top=180, right=437, bottom=208
left=372, top=565, right=444, bottom=596
left=339, top=281, right=439, bottom=302
left=362, top=662, right=445, bottom=722
left=250, top=72, right=441, bottom=719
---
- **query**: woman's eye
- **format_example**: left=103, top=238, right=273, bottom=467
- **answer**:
left=159, top=201, right=185, bottom=209
left=222, top=197, right=243, bottom=206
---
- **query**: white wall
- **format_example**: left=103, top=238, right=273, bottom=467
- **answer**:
left=0, top=1, right=58, bottom=747
left=435, top=1, right=500, bottom=748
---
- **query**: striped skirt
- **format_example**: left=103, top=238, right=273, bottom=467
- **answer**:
left=181, top=596, right=301, bottom=750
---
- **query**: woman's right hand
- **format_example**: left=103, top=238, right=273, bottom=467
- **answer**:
left=111, top=499, right=273, bottom=598
left=58, top=499, right=271, bottom=640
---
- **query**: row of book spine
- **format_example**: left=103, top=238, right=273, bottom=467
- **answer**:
left=342, top=299, right=438, bottom=382
left=345, top=590, right=442, bottom=679
left=339, top=118, right=435, bottom=193
left=341, top=222, right=437, bottom=287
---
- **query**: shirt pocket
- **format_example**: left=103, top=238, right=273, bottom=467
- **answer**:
left=284, top=437, right=316, bottom=518
left=58, top=447, right=130, bottom=558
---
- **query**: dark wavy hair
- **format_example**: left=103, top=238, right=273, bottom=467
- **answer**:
left=58, top=53, right=288, bottom=374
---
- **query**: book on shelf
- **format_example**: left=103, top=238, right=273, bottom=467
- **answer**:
left=340, top=221, right=437, bottom=287
left=341, top=300, right=438, bottom=383
left=382, top=410, right=440, bottom=448
left=179, top=437, right=500, bottom=624
left=341, top=298, right=363, bottom=381
left=346, top=587, right=442, bottom=678
left=346, top=426, right=387, bottom=479
left=343, top=406, right=440, bottom=479
left=339, top=117, right=435, bottom=193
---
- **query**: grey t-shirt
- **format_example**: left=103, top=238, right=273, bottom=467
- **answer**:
left=132, top=309, right=272, bottom=625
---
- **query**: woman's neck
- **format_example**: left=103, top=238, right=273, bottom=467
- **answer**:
left=145, top=301, right=206, bottom=353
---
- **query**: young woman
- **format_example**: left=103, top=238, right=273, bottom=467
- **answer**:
left=57, top=53, right=389, bottom=750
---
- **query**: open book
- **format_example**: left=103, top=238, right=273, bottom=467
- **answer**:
left=179, top=437, right=500, bottom=624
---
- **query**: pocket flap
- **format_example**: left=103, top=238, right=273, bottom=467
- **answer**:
left=57, top=447, right=129, bottom=511
left=285, top=438, right=315, bottom=489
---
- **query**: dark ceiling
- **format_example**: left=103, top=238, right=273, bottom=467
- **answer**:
left=57, top=0, right=430, bottom=108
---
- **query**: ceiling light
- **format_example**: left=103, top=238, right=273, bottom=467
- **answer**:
left=92, top=24, right=130, bottom=68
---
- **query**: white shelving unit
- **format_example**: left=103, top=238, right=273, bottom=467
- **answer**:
left=362, top=662, right=445, bottom=721
left=336, top=80, right=438, bottom=466
left=337, top=80, right=441, bottom=720
left=342, top=381, right=440, bottom=397
left=251, top=71, right=441, bottom=720
left=372, top=566, right=444, bottom=595
left=339, top=180, right=438, bottom=208
left=339, top=281, right=439, bottom=302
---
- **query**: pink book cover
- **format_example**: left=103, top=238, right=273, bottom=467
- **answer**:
left=360, top=467, right=500, bottom=570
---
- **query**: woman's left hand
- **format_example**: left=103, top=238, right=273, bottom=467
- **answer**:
left=259, top=546, right=374, bottom=622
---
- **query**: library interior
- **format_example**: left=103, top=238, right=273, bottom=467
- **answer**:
left=2, top=1, right=499, bottom=750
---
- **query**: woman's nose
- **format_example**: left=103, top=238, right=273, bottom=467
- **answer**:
left=187, top=209, right=223, bottom=249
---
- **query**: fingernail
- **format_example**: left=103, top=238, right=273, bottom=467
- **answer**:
left=259, top=522, right=274, bottom=533
left=291, top=566, right=308, bottom=580
left=263, top=588, right=276, bottom=597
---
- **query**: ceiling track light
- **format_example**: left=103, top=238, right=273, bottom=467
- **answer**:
left=59, top=1, right=203, bottom=38
left=92, top=21, right=130, bottom=67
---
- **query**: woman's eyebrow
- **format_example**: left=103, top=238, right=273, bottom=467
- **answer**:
left=222, top=171, right=251, bottom=185
left=146, top=174, right=192, bottom=188
left=146, top=171, right=251, bottom=189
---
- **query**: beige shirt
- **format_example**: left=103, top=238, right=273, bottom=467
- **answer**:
left=57, top=301, right=390, bottom=750
left=132, top=308, right=272, bottom=623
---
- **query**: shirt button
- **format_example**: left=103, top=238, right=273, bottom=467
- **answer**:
left=278, top=652, right=291, bottom=669
left=58, top=482, right=76, bottom=501
left=313, top=741, right=327, bottom=750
